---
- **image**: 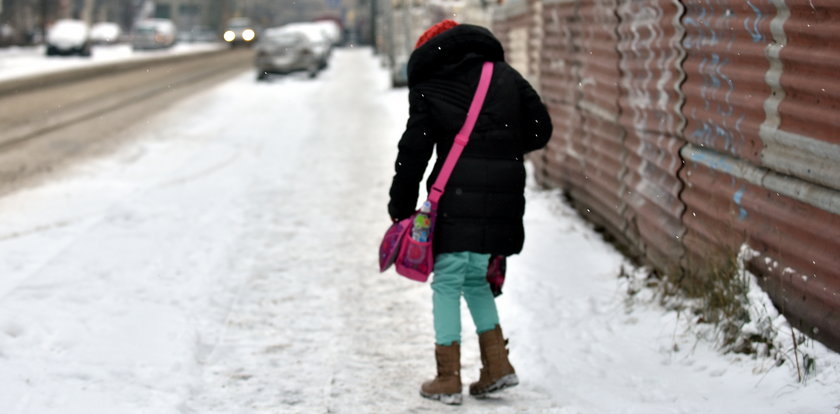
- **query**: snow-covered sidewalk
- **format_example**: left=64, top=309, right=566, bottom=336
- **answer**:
left=0, top=48, right=837, bottom=413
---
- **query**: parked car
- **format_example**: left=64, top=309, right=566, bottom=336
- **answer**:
left=90, top=22, right=122, bottom=44
left=223, top=17, right=258, bottom=47
left=0, top=23, right=19, bottom=47
left=273, top=22, right=332, bottom=70
left=254, top=28, right=321, bottom=81
left=46, top=19, right=91, bottom=56
left=132, top=19, right=176, bottom=50
left=311, top=20, right=342, bottom=47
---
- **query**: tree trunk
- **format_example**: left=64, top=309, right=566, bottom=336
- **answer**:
left=80, top=0, right=93, bottom=23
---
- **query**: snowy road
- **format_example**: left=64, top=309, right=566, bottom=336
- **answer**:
left=0, top=48, right=837, bottom=413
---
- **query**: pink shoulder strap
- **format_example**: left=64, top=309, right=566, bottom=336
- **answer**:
left=428, top=61, right=494, bottom=204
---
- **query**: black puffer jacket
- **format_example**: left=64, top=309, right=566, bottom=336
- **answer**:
left=388, top=24, right=553, bottom=256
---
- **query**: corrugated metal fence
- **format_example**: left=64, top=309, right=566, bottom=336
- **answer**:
left=493, top=0, right=840, bottom=352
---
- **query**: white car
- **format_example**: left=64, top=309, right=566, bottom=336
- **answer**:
left=255, top=29, right=322, bottom=80
left=90, top=22, right=122, bottom=44
left=274, top=22, right=332, bottom=70
left=46, top=19, right=91, bottom=56
left=132, top=19, right=177, bottom=50
left=311, top=20, right=342, bottom=46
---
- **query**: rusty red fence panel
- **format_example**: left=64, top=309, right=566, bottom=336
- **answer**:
left=530, top=0, right=585, bottom=189
left=681, top=144, right=840, bottom=348
left=570, top=0, right=631, bottom=243
left=763, top=1, right=840, bottom=192
left=678, top=0, right=775, bottom=274
left=493, top=0, right=840, bottom=351
left=677, top=0, right=840, bottom=351
left=680, top=0, right=771, bottom=163
left=616, top=0, right=687, bottom=272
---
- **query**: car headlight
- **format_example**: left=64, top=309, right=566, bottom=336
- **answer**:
left=223, top=30, right=235, bottom=42
left=242, top=29, right=256, bottom=42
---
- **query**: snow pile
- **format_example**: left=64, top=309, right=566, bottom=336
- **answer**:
left=613, top=240, right=837, bottom=385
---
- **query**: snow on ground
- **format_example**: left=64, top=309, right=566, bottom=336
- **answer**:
left=0, top=48, right=837, bottom=413
left=0, top=42, right=225, bottom=82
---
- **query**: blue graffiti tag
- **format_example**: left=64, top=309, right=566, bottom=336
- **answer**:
left=720, top=71, right=734, bottom=117
left=692, top=122, right=712, bottom=145
left=689, top=149, right=735, bottom=176
left=715, top=125, right=734, bottom=152
left=709, top=53, right=722, bottom=89
left=743, top=1, right=764, bottom=43
left=732, top=187, right=748, bottom=221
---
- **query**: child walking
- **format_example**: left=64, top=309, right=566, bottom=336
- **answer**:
left=387, top=20, right=553, bottom=405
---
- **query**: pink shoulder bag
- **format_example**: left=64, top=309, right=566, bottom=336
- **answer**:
left=379, top=61, right=495, bottom=282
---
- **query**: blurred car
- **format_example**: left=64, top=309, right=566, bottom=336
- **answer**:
left=0, top=23, right=18, bottom=46
left=90, top=22, right=122, bottom=44
left=311, top=20, right=342, bottom=47
left=46, top=19, right=91, bottom=56
left=223, top=18, right=258, bottom=47
left=254, top=28, right=322, bottom=80
left=132, top=19, right=176, bottom=50
left=274, top=22, right=331, bottom=70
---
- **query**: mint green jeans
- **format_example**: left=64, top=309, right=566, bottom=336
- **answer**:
left=431, top=252, right=500, bottom=345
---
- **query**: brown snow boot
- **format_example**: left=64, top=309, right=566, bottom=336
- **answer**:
left=419, top=342, right=463, bottom=405
left=469, top=325, right=519, bottom=398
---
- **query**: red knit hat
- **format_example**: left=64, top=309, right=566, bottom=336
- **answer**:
left=415, top=19, right=459, bottom=49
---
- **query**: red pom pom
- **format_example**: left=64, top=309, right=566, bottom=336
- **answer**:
left=415, top=19, right=459, bottom=49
